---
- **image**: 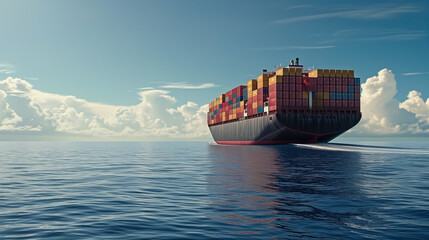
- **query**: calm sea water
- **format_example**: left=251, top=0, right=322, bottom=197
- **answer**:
left=1, top=141, right=429, bottom=239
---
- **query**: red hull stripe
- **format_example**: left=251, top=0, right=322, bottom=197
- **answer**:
left=216, top=140, right=317, bottom=145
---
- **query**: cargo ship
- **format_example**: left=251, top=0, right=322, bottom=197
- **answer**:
left=207, top=59, right=361, bottom=145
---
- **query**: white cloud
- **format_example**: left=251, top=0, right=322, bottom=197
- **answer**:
left=403, top=72, right=429, bottom=76
left=0, top=63, right=16, bottom=74
left=251, top=45, right=335, bottom=51
left=161, top=82, right=217, bottom=89
left=273, top=4, right=419, bottom=24
left=351, top=69, right=429, bottom=136
left=0, top=77, right=211, bottom=140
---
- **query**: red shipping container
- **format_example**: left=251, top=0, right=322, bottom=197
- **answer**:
left=283, top=99, right=289, bottom=106
left=355, top=100, right=360, bottom=108
left=303, top=99, right=309, bottom=107
left=336, top=100, right=341, bottom=107
left=289, top=84, right=296, bottom=91
left=330, top=99, right=336, bottom=107
left=283, top=91, right=289, bottom=99
left=296, top=76, right=303, bottom=83
left=318, top=78, right=324, bottom=85
left=347, top=78, right=353, bottom=85
left=269, top=91, right=277, bottom=99
left=324, top=85, right=329, bottom=92
left=289, top=91, right=296, bottom=99
left=336, top=78, right=341, bottom=85
left=355, top=94, right=360, bottom=100
left=348, top=100, right=354, bottom=108
left=342, top=85, right=348, bottom=92
left=336, top=85, right=342, bottom=92
left=330, top=85, right=336, bottom=92
left=296, top=99, right=302, bottom=106
left=323, top=77, right=329, bottom=85
left=342, top=100, right=348, bottom=108
left=289, top=99, right=295, bottom=106
left=318, top=85, right=324, bottom=91
left=323, top=100, right=330, bottom=107
left=296, top=84, right=302, bottom=92
left=296, top=91, right=302, bottom=99
left=355, top=86, right=360, bottom=93
left=284, top=84, right=289, bottom=91
left=290, top=77, right=296, bottom=85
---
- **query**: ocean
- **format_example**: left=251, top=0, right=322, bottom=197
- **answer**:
left=1, top=141, right=428, bottom=239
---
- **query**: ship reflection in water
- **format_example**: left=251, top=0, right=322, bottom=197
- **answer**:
left=207, top=144, right=371, bottom=239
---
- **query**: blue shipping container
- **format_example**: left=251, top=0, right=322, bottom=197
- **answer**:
left=263, top=88, right=269, bottom=94
left=229, top=100, right=233, bottom=105
left=232, top=93, right=237, bottom=99
left=257, top=106, right=264, bottom=113
left=354, top=78, right=360, bottom=86
left=342, top=93, right=348, bottom=99
left=349, top=86, right=354, bottom=92
left=243, top=94, right=248, bottom=100
left=219, top=104, right=222, bottom=109
left=330, top=92, right=336, bottom=100
left=336, top=92, right=342, bottom=99
left=349, top=93, right=354, bottom=99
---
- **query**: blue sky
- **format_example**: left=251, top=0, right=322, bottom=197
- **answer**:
left=0, top=0, right=428, bottom=140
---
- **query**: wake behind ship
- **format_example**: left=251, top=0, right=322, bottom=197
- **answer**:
left=207, top=59, right=362, bottom=145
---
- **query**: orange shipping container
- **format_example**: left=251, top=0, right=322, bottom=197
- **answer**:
left=308, top=69, right=323, bottom=78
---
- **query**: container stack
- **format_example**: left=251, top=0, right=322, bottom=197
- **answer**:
left=207, top=66, right=360, bottom=126
left=268, top=67, right=303, bottom=112
left=246, top=79, right=257, bottom=116
left=304, top=69, right=360, bottom=111
left=208, top=85, right=246, bottom=125
left=256, top=73, right=271, bottom=114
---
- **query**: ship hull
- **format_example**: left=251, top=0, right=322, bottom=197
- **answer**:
left=209, top=113, right=361, bottom=145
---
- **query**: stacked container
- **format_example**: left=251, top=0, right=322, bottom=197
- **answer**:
left=303, top=69, right=360, bottom=111
left=207, top=66, right=360, bottom=126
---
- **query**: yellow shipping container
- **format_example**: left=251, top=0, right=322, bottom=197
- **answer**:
left=252, top=102, right=257, bottom=109
left=316, top=92, right=323, bottom=99
left=323, top=92, right=330, bottom=99
left=302, top=91, right=309, bottom=99
left=308, top=69, right=323, bottom=78
left=233, top=113, right=236, bottom=119
left=329, top=69, right=336, bottom=78
left=295, top=67, right=303, bottom=76
left=257, top=74, right=268, bottom=82
left=240, top=101, right=244, bottom=107
left=257, top=74, right=270, bottom=88
left=222, top=116, right=225, bottom=121
left=348, top=70, right=354, bottom=78
left=247, top=79, right=257, bottom=90
left=335, top=69, right=342, bottom=78
left=276, top=68, right=290, bottom=76
left=219, top=94, right=225, bottom=103
left=233, top=109, right=237, bottom=114
left=253, top=90, right=258, bottom=97
left=229, top=114, right=233, bottom=120
left=269, top=75, right=283, bottom=85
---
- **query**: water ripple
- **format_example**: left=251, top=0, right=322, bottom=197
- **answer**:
left=1, top=141, right=429, bottom=239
